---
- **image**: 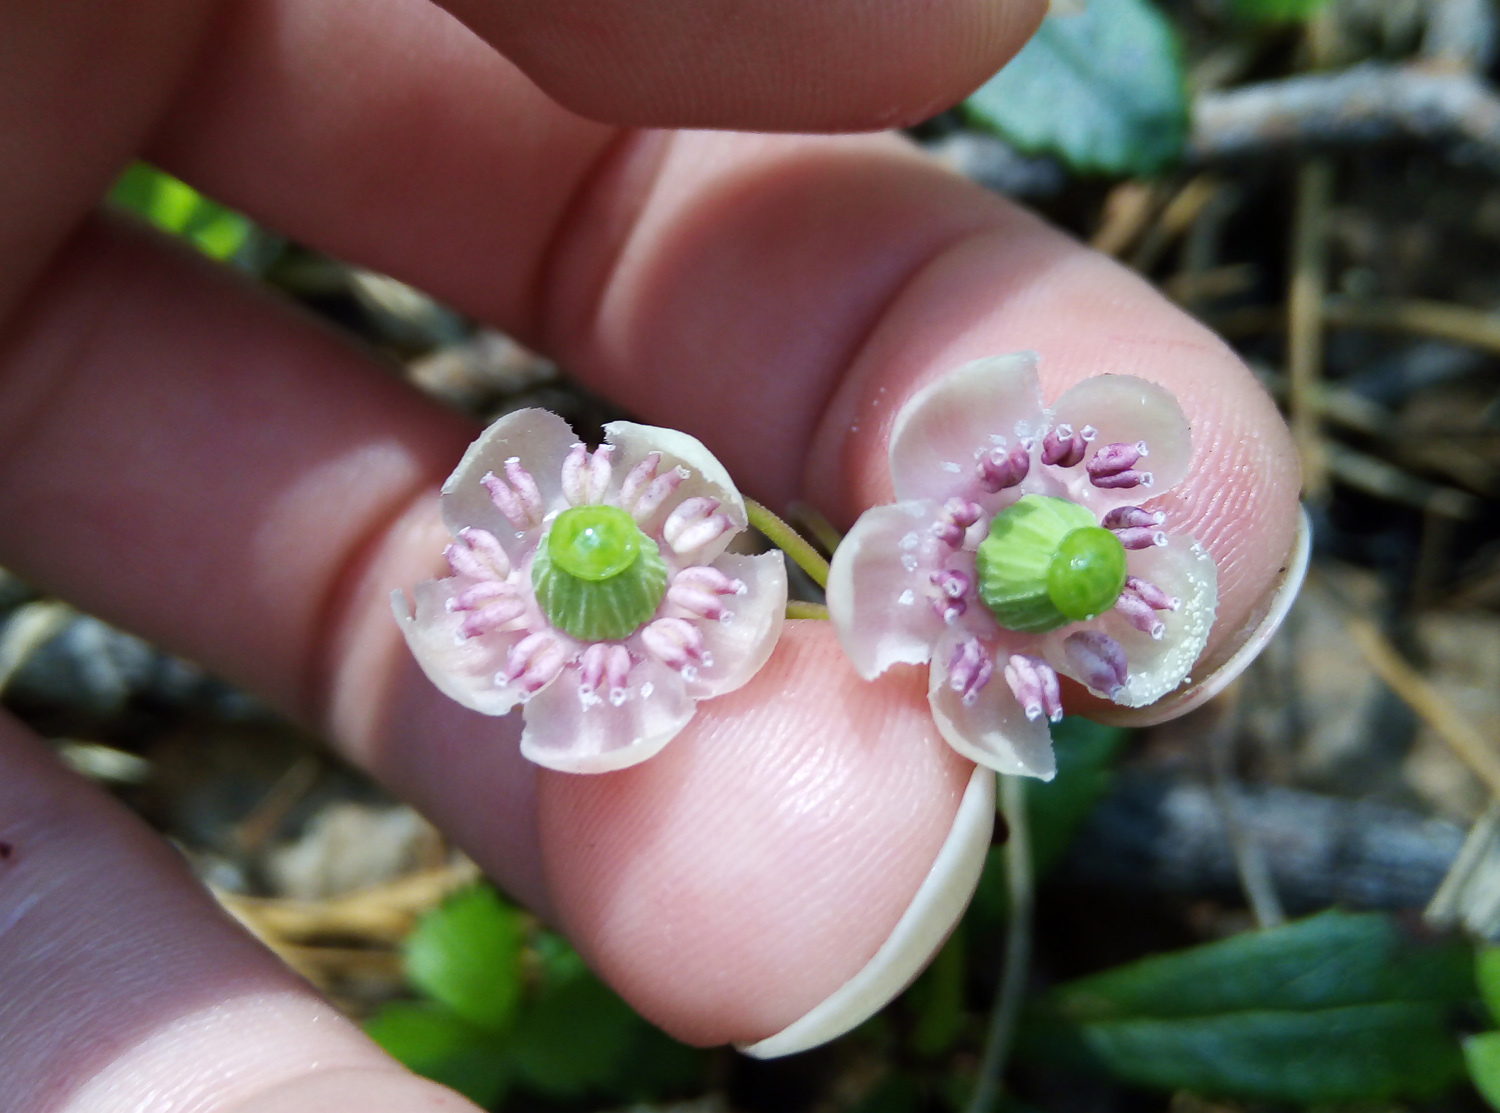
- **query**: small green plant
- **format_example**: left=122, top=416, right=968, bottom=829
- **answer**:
left=367, top=885, right=703, bottom=1108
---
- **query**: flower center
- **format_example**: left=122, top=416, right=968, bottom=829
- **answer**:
left=548, top=505, right=641, bottom=581
left=533, top=506, right=669, bottom=642
left=975, top=495, right=1127, bottom=633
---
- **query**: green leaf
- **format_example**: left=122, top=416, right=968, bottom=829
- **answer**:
left=1228, top=0, right=1331, bottom=24
left=1478, top=946, right=1500, bottom=1024
left=907, top=933, right=967, bottom=1057
left=1467, top=1032, right=1500, bottom=1110
left=964, top=0, right=1188, bottom=177
left=1085, top=1002, right=1463, bottom=1103
left=109, top=163, right=254, bottom=262
left=1025, top=912, right=1473, bottom=1103
left=365, top=1002, right=510, bottom=1107
left=403, top=885, right=525, bottom=1033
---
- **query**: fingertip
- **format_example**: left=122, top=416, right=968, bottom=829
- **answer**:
left=535, top=621, right=974, bottom=1045
left=440, top=0, right=1046, bottom=131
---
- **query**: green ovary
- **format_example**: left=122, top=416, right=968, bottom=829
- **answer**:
left=533, top=505, right=668, bottom=641
left=976, top=495, right=1127, bottom=633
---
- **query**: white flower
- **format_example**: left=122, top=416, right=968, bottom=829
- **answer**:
left=394, top=409, right=787, bottom=774
left=827, top=353, right=1217, bottom=780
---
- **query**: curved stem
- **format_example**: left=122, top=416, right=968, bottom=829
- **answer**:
left=744, top=497, right=830, bottom=589
left=967, top=774, right=1033, bottom=1113
left=785, top=601, right=830, bottom=620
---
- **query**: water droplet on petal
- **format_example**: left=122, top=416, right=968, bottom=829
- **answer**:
left=901, top=554, right=918, bottom=572
left=898, top=589, right=915, bottom=605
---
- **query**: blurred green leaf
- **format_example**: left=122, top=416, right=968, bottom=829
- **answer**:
left=1024, top=911, right=1473, bottom=1103
left=908, top=932, right=967, bottom=1057
left=109, top=163, right=254, bottom=262
left=1467, top=1031, right=1500, bottom=1110
left=1084, top=1003, right=1463, bottom=1102
left=509, top=956, right=700, bottom=1100
left=964, top=0, right=1188, bottom=177
left=1478, top=946, right=1500, bottom=1024
left=404, top=886, right=525, bottom=1032
left=971, top=718, right=1129, bottom=929
left=365, top=1001, right=510, bottom=1107
left=1228, top=0, right=1331, bottom=23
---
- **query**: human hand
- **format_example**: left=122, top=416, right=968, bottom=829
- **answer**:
left=0, top=0, right=1301, bottom=1108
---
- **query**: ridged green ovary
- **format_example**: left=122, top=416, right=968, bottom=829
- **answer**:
left=976, top=494, right=1126, bottom=634
left=532, top=506, right=669, bottom=642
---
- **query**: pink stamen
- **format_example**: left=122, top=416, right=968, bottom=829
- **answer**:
left=930, top=568, right=971, bottom=600
left=1004, top=654, right=1064, bottom=722
left=560, top=443, right=589, bottom=506
left=672, top=566, right=746, bottom=596
left=503, top=632, right=568, bottom=693
left=1113, top=527, right=1168, bottom=550
left=618, top=452, right=661, bottom=511
left=503, top=458, right=544, bottom=521
left=664, top=497, right=731, bottom=554
left=588, top=445, right=614, bottom=502
left=1088, top=442, right=1153, bottom=490
left=632, top=467, right=687, bottom=524
left=446, top=527, right=512, bottom=580
left=1102, top=506, right=1165, bottom=531
left=1113, top=592, right=1165, bottom=639
left=933, top=597, right=967, bottom=624
left=943, top=498, right=983, bottom=529
left=578, top=643, right=609, bottom=694
left=641, top=617, right=705, bottom=670
left=978, top=444, right=1030, bottom=492
left=1042, top=424, right=1089, bottom=468
left=481, top=471, right=535, bottom=529
left=459, top=596, right=527, bottom=638
left=452, top=581, right=515, bottom=611
left=947, top=638, right=994, bottom=705
left=1063, top=631, right=1129, bottom=699
left=605, top=645, right=632, bottom=704
left=1125, top=576, right=1179, bottom=611
left=668, top=583, right=730, bottom=620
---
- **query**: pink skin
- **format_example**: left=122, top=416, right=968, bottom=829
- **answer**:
left=0, top=0, right=1298, bottom=1104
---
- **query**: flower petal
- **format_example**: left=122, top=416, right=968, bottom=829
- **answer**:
left=826, top=501, right=953, bottom=679
left=392, top=582, right=533, bottom=716
left=1043, top=534, right=1217, bottom=708
left=1047, top=375, right=1193, bottom=512
left=440, top=408, right=577, bottom=557
left=519, top=655, right=694, bottom=774
left=888, top=353, right=1045, bottom=503
left=927, top=628, right=1056, bottom=779
left=604, top=421, right=748, bottom=563
left=674, top=551, right=787, bottom=701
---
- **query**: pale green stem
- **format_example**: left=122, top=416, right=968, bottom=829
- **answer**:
left=967, top=774, right=1033, bottom=1113
left=785, top=601, right=830, bottom=621
left=744, top=497, right=830, bottom=590
left=787, top=500, right=844, bottom=557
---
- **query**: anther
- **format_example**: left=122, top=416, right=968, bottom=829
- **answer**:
left=481, top=471, right=536, bottom=529
left=1063, top=631, right=1129, bottom=699
left=1125, top=576, right=1179, bottom=611
left=447, top=527, right=512, bottom=580
left=458, top=596, right=527, bottom=638
left=503, top=458, right=544, bottom=521
left=672, top=566, right=746, bottom=596
left=930, top=568, right=972, bottom=599
left=664, top=497, right=732, bottom=554
left=1113, top=591, right=1165, bottom=639
left=631, top=467, right=687, bottom=524
left=578, top=643, right=609, bottom=694
left=618, top=452, right=661, bottom=512
left=978, top=444, right=1030, bottom=492
left=503, top=632, right=568, bottom=693
left=641, top=617, right=705, bottom=670
left=1088, top=442, right=1153, bottom=489
left=947, top=638, right=994, bottom=705
left=1004, top=654, right=1064, bottom=722
left=1042, top=426, right=1089, bottom=468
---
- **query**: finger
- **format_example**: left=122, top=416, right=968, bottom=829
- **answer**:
left=0, top=712, right=477, bottom=1113
left=432, top=0, right=1045, bottom=130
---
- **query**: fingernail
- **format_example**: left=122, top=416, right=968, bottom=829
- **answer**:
left=1127, top=504, right=1311, bottom=726
left=735, top=764, right=997, bottom=1059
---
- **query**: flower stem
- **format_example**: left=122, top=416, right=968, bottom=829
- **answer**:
left=744, top=498, right=830, bottom=589
left=785, top=601, right=830, bottom=620
left=966, top=774, right=1033, bottom=1113
left=787, top=500, right=844, bottom=556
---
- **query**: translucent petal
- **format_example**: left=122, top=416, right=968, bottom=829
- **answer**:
left=927, top=628, right=1057, bottom=780
left=440, top=408, right=576, bottom=558
left=826, top=501, right=953, bottom=679
left=392, top=581, right=533, bottom=716
left=519, top=655, right=694, bottom=774
left=889, top=353, right=1045, bottom=504
left=604, top=421, right=747, bottom=564
left=1047, top=375, right=1193, bottom=513
left=673, top=551, right=787, bottom=700
left=1041, top=534, right=1217, bottom=708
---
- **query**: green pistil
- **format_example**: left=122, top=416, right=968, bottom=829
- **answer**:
left=533, top=505, right=668, bottom=641
left=976, top=495, right=1127, bottom=634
